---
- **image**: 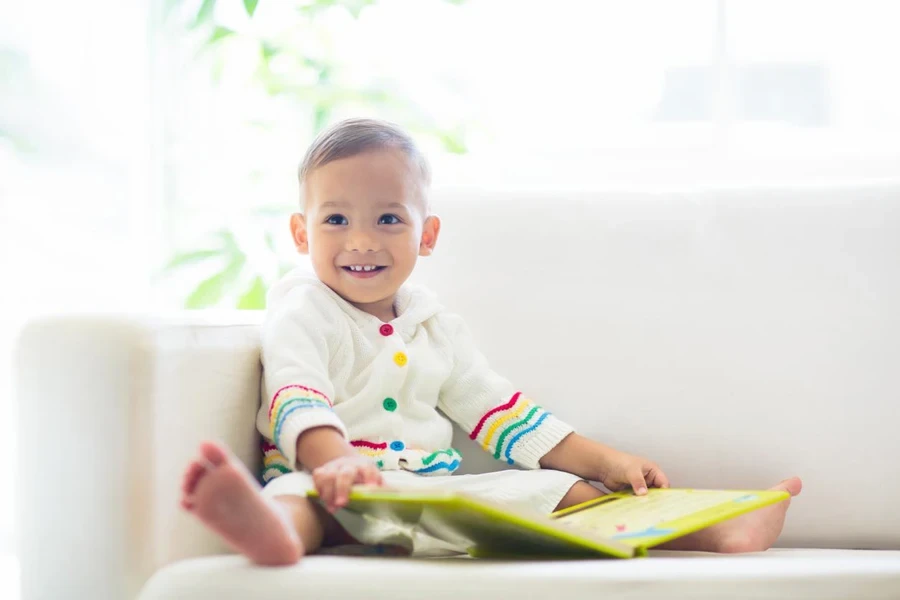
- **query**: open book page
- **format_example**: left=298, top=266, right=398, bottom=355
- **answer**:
left=310, top=488, right=636, bottom=558
left=308, top=487, right=787, bottom=557
left=553, top=488, right=789, bottom=548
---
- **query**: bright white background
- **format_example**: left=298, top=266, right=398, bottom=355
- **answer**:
left=2, top=1, right=900, bottom=597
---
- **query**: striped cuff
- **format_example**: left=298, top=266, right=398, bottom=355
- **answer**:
left=268, top=385, right=348, bottom=468
left=261, top=441, right=292, bottom=483
left=469, top=392, right=575, bottom=469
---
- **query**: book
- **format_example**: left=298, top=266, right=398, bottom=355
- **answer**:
left=307, top=486, right=788, bottom=558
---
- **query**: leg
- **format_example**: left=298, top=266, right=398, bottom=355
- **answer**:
left=181, top=441, right=351, bottom=565
left=658, top=477, right=802, bottom=553
left=554, top=480, right=605, bottom=511
left=271, top=494, right=359, bottom=552
left=552, top=478, right=804, bottom=553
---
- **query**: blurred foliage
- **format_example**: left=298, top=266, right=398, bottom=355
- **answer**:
left=162, top=0, right=469, bottom=309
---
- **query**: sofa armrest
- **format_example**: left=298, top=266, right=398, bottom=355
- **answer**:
left=15, top=313, right=264, bottom=600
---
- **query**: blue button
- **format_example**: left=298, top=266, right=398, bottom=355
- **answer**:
left=390, top=440, right=405, bottom=452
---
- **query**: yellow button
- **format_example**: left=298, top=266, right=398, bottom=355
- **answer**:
left=393, top=352, right=408, bottom=367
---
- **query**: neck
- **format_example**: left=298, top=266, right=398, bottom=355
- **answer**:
left=350, top=295, right=397, bottom=323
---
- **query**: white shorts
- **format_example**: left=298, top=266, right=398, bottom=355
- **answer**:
left=261, top=469, right=582, bottom=556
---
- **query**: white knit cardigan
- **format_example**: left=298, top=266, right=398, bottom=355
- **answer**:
left=257, top=268, right=574, bottom=482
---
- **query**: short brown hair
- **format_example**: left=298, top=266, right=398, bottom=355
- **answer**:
left=298, top=118, right=431, bottom=208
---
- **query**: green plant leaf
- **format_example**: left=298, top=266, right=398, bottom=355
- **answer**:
left=214, top=229, right=243, bottom=257
left=161, top=0, right=182, bottom=21
left=192, top=0, right=217, bottom=28
left=209, top=26, right=235, bottom=43
left=237, top=276, right=267, bottom=309
left=260, top=41, right=278, bottom=61
left=253, top=204, right=293, bottom=217
left=313, top=103, right=330, bottom=132
left=243, top=0, right=259, bottom=17
left=440, top=131, right=468, bottom=154
left=215, top=229, right=238, bottom=246
left=264, top=231, right=277, bottom=252
left=163, top=248, right=223, bottom=271
left=184, top=254, right=246, bottom=309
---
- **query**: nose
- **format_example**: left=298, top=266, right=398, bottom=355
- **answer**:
left=346, top=224, right=379, bottom=253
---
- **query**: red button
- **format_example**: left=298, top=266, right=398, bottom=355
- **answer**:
left=379, top=324, right=394, bottom=336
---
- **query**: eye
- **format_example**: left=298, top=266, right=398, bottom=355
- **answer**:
left=324, top=214, right=348, bottom=225
left=378, top=214, right=401, bottom=225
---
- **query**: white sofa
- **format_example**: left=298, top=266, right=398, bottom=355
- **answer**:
left=15, top=186, right=900, bottom=599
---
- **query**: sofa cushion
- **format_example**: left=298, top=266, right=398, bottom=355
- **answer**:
left=139, top=549, right=900, bottom=600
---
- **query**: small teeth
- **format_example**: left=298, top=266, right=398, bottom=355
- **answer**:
left=347, top=265, right=379, bottom=272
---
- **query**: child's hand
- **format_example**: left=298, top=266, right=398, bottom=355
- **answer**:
left=312, top=455, right=384, bottom=513
left=597, top=449, right=670, bottom=496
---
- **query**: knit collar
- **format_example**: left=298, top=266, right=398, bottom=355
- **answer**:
left=274, top=266, right=443, bottom=337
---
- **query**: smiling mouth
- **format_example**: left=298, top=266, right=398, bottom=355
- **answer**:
left=341, top=265, right=387, bottom=278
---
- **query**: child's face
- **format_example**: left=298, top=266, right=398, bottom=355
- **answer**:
left=291, top=148, right=439, bottom=318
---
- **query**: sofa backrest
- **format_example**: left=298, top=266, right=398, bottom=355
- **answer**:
left=415, top=185, right=900, bottom=550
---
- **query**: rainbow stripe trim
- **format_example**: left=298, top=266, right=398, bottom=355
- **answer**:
left=413, top=448, right=462, bottom=474
left=260, top=440, right=292, bottom=483
left=349, top=442, right=462, bottom=474
left=268, top=385, right=333, bottom=445
left=351, top=440, right=388, bottom=459
left=469, top=392, right=552, bottom=465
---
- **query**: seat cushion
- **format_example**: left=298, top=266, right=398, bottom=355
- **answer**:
left=139, top=549, right=900, bottom=600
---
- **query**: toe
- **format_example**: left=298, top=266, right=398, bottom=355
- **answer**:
left=199, top=441, right=229, bottom=467
left=183, top=461, right=206, bottom=494
left=773, top=477, right=803, bottom=497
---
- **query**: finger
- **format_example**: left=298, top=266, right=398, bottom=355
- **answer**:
left=352, top=465, right=369, bottom=484
left=314, top=469, right=337, bottom=512
left=602, top=479, right=624, bottom=492
left=311, top=468, right=324, bottom=500
left=363, top=464, right=383, bottom=486
left=648, top=466, right=670, bottom=489
left=334, top=466, right=357, bottom=509
left=628, top=469, right=648, bottom=495
left=313, top=469, right=334, bottom=510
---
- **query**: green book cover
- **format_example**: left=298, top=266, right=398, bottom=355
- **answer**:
left=308, top=487, right=789, bottom=559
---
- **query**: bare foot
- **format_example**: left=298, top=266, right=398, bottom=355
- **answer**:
left=662, top=477, right=803, bottom=554
left=181, top=441, right=302, bottom=566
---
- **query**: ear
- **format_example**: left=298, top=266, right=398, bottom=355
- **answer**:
left=418, top=215, right=441, bottom=257
left=290, top=213, right=310, bottom=254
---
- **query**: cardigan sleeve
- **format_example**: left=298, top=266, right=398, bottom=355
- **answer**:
left=257, top=285, right=349, bottom=473
left=435, top=313, right=574, bottom=469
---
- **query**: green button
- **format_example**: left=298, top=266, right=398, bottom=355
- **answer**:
left=382, top=397, right=397, bottom=412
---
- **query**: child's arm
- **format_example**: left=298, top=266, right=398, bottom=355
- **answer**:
left=436, top=314, right=573, bottom=470
left=539, top=433, right=670, bottom=495
left=260, top=285, right=381, bottom=510
left=259, top=287, right=348, bottom=469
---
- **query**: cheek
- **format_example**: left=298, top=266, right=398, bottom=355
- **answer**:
left=310, top=228, right=333, bottom=246
left=401, top=235, right=421, bottom=258
left=308, top=232, right=339, bottom=260
left=406, top=227, right=424, bottom=251
left=382, top=230, right=418, bottom=255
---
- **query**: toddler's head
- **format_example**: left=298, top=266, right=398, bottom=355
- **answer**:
left=290, top=118, right=440, bottom=321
